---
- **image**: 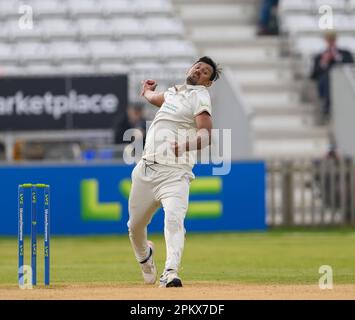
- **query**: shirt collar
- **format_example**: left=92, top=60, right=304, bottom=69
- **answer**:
left=174, top=84, right=206, bottom=92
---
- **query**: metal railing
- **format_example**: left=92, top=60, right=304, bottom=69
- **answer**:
left=0, top=129, right=113, bottom=162
left=267, top=157, right=355, bottom=226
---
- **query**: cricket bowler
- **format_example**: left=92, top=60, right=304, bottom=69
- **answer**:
left=128, top=56, right=221, bottom=287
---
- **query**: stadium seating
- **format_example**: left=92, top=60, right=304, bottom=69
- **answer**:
left=144, top=17, right=185, bottom=37
left=274, top=0, right=355, bottom=159
left=279, top=0, right=355, bottom=77
left=77, top=18, right=112, bottom=40
left=279, top=0, right=352, bottom=13
left=31, top=0, right=68, bottom=17
left=278, top=0, right=313, bottom=13
left=41, top=19, right=79, bottom=40
left=173, top=0, right=340, bottom=158
left=0, top=0, right=195, bottom=99
left=0, top=44, right=16, bottom=64
left=0, top=0, right=197, bottom=164
left=3, top=0, right=352, bottom=161
left=110, top=18, right=146, bottom=38
left=15, top=42, right=51, bottom=64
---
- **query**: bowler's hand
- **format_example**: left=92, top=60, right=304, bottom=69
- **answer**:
left=140, top=79, right=158, bottom=96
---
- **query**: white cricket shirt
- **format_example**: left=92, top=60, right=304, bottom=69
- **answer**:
left=142, top=84, right=212, bottom=171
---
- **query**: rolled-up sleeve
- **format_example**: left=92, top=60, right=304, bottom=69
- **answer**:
left=192, top=90, right=212, bottom=117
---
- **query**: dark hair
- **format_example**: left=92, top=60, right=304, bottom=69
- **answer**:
left=195, top=56, right=222, bottom=81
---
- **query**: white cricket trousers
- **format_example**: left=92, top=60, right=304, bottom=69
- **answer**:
left=128, top=159, right=193, bottom=272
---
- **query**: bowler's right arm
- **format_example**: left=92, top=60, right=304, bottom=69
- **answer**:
left=140, top=79, right=165, bottom=107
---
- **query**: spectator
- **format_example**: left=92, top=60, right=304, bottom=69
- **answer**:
left=257, top=0, right=279, bottom=36
left=310, top=31, right=354, bottom=123
left=0, top=141, right=5, bottom=160
left=13, top=140, right=24, bottom=161
left=113, top=102, right=146, bottom=145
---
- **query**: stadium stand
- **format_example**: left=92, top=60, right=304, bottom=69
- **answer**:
left=0, top=0, right=196, bottom=161
left=172, top=0, right=338, bottom=158
left=0, top=0, right=354, bottom=161
left=0, top=0, right=196, bottom=95
left=280, top=1, right=355, bottom=60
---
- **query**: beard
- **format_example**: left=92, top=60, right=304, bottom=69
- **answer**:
left=186, top=75, right=197, bottom=85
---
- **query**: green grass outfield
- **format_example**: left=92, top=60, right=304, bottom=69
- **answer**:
left=1, top=228, right=355, bottom=286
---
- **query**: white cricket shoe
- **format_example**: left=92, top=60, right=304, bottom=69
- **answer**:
left=159, top=269, right=183, bottom=288
left=140, top=240, right=157, bottom=284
